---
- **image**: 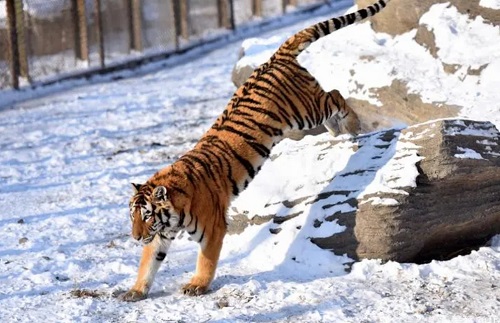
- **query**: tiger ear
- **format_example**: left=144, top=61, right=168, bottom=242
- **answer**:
left=152, top=186, right=168, bottom=204
left=131, top=183, right=142, bottom=194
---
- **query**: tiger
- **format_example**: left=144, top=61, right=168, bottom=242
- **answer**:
left=120, top=0, right=391, bottom=301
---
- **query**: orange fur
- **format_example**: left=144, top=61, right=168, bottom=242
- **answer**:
left=121, top=0, right=391, bottom=302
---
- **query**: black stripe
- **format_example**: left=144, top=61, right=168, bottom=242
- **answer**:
left=373, top=3, right=380, bottom=12
left=184, top=154, right=215, bottom=180
left=274, top=64, right=317, bottom=117
left=220, top=125, right=270, bottom=158
left=160, top=209, right=171, bottom=226
left=275, top=50, right=297, bottom=60
left=271, top=63, right=315, bottom=128
left=220, top=124, right=256, bottom=141
left=369, top=5, right=376, bottom=15
left=261, top=72, right=305, bottom=129
left=333, top=18, right=341, bottom=30
left=156, top=252, right=166, bottom=261
left=251, top=83, right=294, bottom=128
left=248, top=141, right=271, bottom=158
left=243, top=82, right=293, bottom=130
left=272, top=59, right=315, bottom=82
left=179, top=210, right=186, bottom=228
left=222, top=141, right=256, bottom=179
left=319, top=22, right=329, bottom=35
left=204, top=136, right=240, bottom=196
left=304, top=115, right=313, bottom=129
left=191, top=150, right=226, bottom=189
left=243, top=116, right=283, bottom=136
left=230, top=110, right=274, bottom=136
left=310, top=28, right=321, bottom=40
left=359, top=9, right=368, bottom=19
left=239, top=98, right=283, bottom=123
left=169, top=185, right=188, bottom=196
left=198, top=228, right=205, bottom=243
left=346, top=13, right=356, bottom=25
left=187, top=217, right=198, bottom=235
left=228, top=118, right=258, bottom=132
left=218, top=149, right=240, bottom=196
left=339, top=15, right=346, bottom=26
left=178, top=157, right=202, bottom=182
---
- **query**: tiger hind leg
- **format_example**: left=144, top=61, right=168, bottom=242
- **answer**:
left=284, top=89, right=360, bottom=141
left=182, top=226, right=226, bottom=296
left=323, top=89, right=360, bottom=136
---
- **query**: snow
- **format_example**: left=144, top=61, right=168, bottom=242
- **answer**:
left=480, top=0, right=500, bottom=9
left=19, top=0, right=95, bottom=20
left=237, top=35, right=287, bottom=70
left=454, top=147, right=484, bottom=159
left=419, top=3, right=500, bottom=67
left=22, top=1, right=67, bottom=19
left=0, top=0, right=5, bottom=28
left=0, top=1, right=499, bottom=322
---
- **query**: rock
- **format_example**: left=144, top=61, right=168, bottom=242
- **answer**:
left=228, top=119, right=500, bottom=262
left=346, top=80, right=460, bottom=132
left=231, top=36, right=285, bottom=88
left=314, top=119, right=500, bottom=262
left=355, top=0, right=500, bottom=36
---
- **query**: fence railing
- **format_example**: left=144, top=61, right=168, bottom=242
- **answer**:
left=0, top=0, right=332, bottom=91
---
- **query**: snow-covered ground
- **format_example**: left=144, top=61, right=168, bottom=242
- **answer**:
left=0, top=1, right=499, bottom=322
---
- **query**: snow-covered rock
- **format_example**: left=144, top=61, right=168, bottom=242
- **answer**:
left=229, top=119, right=500, bottom=262
left=356, top=0, right=500, bottom=36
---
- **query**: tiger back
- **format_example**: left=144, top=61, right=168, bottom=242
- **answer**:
left=121, top=0, right=392, bottom=302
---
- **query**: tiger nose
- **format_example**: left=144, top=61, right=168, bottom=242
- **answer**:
left=132, top=234, right=142, bottom=241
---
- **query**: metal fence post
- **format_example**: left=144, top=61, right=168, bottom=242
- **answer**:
left=72, top=0, right=89, bottom=62
left=128, top=0, right=143, bottom=52
left=6, top=0, right=19, bottom=89
left=94, top=0, right=105, bottom=68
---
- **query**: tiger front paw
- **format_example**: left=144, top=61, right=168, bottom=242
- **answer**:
left=181, top=282, right=208, bottom=296
left=119, top=289, right=148, bottom=302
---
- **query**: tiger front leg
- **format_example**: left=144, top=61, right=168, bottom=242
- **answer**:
left=182, top=228, right=225, bottom=296
left=120, top=235, right=169, bottom=302
left=324, top=89, right=360, bottom=136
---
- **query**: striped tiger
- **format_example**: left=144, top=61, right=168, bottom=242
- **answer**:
left=121, top=0, right=391, bottom=301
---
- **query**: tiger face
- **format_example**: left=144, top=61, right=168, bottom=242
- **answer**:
left=129, top=183, right=181, bottom=244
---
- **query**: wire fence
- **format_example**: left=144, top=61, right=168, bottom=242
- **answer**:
left=0, top=0, right=332, bottom=91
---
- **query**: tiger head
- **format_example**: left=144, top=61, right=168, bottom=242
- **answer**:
left=129, top=182, right=181, bottom=244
